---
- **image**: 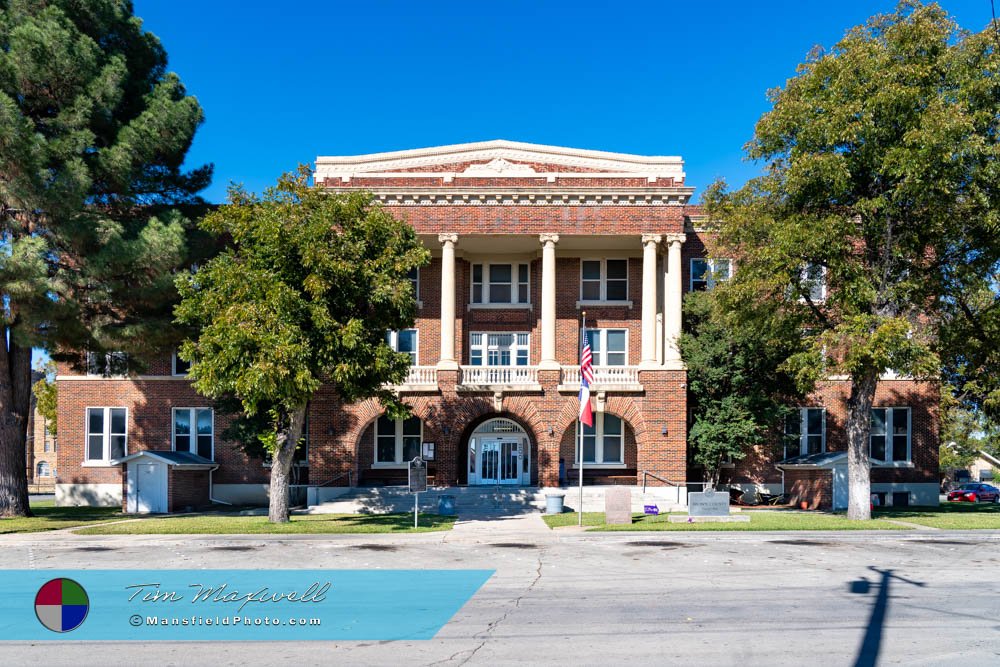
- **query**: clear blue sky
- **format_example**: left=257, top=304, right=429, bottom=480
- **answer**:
left=132, top=0, right=991, bottom=205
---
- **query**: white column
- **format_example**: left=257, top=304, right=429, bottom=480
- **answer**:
left=538, top=233, right=560, bottom=370
left=640, top=234, right=662, bottom=366
left=664, top=233, right=687, bottom=364
left=437, top=234, right=459, bottom=370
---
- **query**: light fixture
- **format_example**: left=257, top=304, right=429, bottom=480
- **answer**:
left=443, top=425, right=450, bottom=435
left=661, top=425, right=668, bottom=436
left=548, top=426, right=554, bottom=436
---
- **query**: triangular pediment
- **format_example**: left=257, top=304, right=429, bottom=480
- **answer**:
left=315, top=139, right=685, bottom=181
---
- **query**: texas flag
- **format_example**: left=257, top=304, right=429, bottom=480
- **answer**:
left=579, top=330, right=595, bottom=427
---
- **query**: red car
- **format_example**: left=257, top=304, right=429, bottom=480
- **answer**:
left=947, top=483, right=1000, bottom=503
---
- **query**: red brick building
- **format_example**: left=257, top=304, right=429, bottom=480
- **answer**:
left=53, top=141, right=939, bottom=511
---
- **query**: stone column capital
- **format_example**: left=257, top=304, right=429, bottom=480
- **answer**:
left=539, top=233, right=560, bottom=246
left=641, top=234, right=663, bottom=247
left=665, top=233, right=687, bottom=247
left=438, top=233, right=459, bottom=246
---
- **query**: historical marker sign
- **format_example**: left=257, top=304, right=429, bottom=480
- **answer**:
left=605, top=487, right=633, bottom=525
left=688, top=489, right=730, bottom=517
left=408, top=457, right=427, bottom=493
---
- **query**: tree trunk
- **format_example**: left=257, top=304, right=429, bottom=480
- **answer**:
left=0, top=335, right=33, bottom=518
left=267, top=404, right=307, bottom=523
left=846, top=368, right=879, bottom=520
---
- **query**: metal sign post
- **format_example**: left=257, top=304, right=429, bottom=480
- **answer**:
left=408, top=457, right=427, bottom=529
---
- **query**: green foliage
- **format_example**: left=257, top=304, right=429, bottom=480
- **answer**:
left=0, top=0, right=212, bottom=361
left=174, top=166, right=429, bottom=439
left=703, top=2, right=999, bottom=517
left=680, top=290, right=804, bottom=484
left=30, top=361, right=57, bottom=435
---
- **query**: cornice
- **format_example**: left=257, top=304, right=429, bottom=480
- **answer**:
left=331, top=187, right=694, bottom=207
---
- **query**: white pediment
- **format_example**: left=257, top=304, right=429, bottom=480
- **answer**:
left=315, top=139, right=686, bottom=183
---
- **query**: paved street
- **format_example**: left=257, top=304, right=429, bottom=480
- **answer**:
left=3, top=515, right=999, bottom=666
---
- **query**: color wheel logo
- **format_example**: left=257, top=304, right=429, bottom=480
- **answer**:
left=35, top=578, right=89, bottom=633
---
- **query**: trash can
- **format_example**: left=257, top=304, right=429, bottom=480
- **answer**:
left=546, top=493, right=565, bottom=515
left=438, top=494, right=456, bottom=516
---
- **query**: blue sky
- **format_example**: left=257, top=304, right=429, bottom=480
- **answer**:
left=132, top=0, right=991, bottom=204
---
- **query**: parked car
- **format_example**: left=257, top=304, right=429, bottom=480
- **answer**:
left=946, top=483, right=1000, bottom=503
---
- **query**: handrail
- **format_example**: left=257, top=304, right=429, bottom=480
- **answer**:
left=315, top=470, right=353, bottom=488
left=641, top=470, right=682, bottom=494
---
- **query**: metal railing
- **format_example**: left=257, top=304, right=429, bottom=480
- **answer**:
left=561, top=365, right=640, bottom=387
left=641, top=470, right=682, bottom=494
left=315, top=470, right=353, bottom=488
left=460, top=365, right=539, bottom=386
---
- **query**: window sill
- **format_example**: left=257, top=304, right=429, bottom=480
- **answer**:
left=575, top=300, right=633, bottom=309
left=468, top=303, right=532, bottom=310
left=82, top=460, right=121, bottom=468
left=262, top=462, right=309, bottom=468
left=570, top=463, right=627, bottom=469
left=871, top=460, right=914, bottom=468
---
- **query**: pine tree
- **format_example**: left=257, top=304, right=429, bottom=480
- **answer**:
left=0, top=0, right=210, bottom=516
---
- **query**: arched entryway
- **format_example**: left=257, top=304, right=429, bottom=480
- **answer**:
left=467, top=417, right=532, bottom=486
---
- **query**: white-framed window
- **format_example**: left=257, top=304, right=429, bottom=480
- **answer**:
left=690, top=258, right=732, bottom=291
left=470, top=332, right=530, bottom=366
left=586, top=328, right=627, bottom=366
left=85, top=407, right=127, bottom=462
left=472, top=263, right=530, bottom=305
left=172, top=408, right=214, bottom=460
left=407, top=268, right=419, bottom=301
left=580, top=259, right=629, bottom=302
left=800, top=263, right=826, bottom=302
left=576, top=413, right=625, bottom=465
left=86, top=351, right=128, bottom=377
left=870, top=407, right=911, bottom=462
left=263, top=412, right=309, bottom=467
left=783, top=408, right=825, bottom=458
left=36, top=461, right=51, bottom=477
left=172, top=349, right=190, bottom=376
left=386, top=329, right=418, bottom=364
left=374, top=415, right=422, bottom=465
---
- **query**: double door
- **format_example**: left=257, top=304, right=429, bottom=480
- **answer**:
left=479, top=438, right=522, bottom=485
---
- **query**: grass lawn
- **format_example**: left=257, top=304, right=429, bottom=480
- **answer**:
left=73, top=512, right=457, bottom=535
left=1, top=501, right=128, bottom=534
left=543, top=510, right=909, bottom=531
left=875, top=502, right=1000, bottom=529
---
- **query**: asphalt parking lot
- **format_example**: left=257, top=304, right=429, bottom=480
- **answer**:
left=2, top=520, right=999, bottom=666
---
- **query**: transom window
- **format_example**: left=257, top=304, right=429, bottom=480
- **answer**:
left=85, top=407, right=127, bottom=462
left=577, top=413, right=624, bottom=465
left=172, top=408, right=214, bottom=460
left=375, top=415, right=422, bottom=465
left=470, top=332, right=530, bottom=366
left=870, top=408, right=910, bottom=462
left=580, top=259, right=628, bottom=301
left=784, top=408, right=825, bottom=458
left=691, top=258, right=732, bottom=291
left=472, top=263, right=530, bottom=305
left=386, top=329, right=418, bottom=364
left=586, top=328, right=627, bottom=366
left=172, top=349, right=190, bottom=376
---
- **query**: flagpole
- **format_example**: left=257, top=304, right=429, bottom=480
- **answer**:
left=579, top=311, right=586, bottom=527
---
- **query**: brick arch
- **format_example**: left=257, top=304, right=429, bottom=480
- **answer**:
left=551, top=395, right=648, bottom=444
left=343, top=396, right=443, bottom=447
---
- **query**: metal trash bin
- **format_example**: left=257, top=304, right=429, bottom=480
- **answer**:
left=438, top=494, right=456, bottom=516
left=546, top=493, right=565, bottom=515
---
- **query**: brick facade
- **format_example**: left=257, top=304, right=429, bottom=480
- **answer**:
left=52, top=141, right=939, bottom=510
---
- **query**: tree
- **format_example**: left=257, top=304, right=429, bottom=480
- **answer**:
left=175, top=168, right=428, bottom=523
left=680, top=289, right=804, bottom=489
left=705, top=2, right=1000, bottom=519
left=31, top=361, right=56, bottom=436
left=0, top=1, right=210, bottom=517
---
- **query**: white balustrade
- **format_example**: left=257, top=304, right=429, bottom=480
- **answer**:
left=404, top=366, right=438, bottom=385
left=460, top=365, right=539, bottom=386
left=560, top=365, right=640, bottom=387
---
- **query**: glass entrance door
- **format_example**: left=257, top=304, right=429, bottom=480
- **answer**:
left=479, top=439, right=521, bottom=485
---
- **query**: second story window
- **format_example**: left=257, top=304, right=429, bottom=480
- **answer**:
left=690, top=258, right=732, bottom=291
left=386, top=329, right=418, bottom=364
left=800, top=263, right=826, bottom=302
left=783, top=407, right=825, bottom=458
left=172, top=349, right=190, bottom=376
left=470, top=332, right=530, bottom=366
left=407, top=268, right=419, bottom=301
left=472, top=263, right=529, bottom=305
left=580, top=259, right=628, bottom=302
left=586, top=328, right=627, bottom=366
left=86, top=351, right=128, bottom=377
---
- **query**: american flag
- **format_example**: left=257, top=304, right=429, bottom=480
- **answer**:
left=578, top=329, right=594, bottom=427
